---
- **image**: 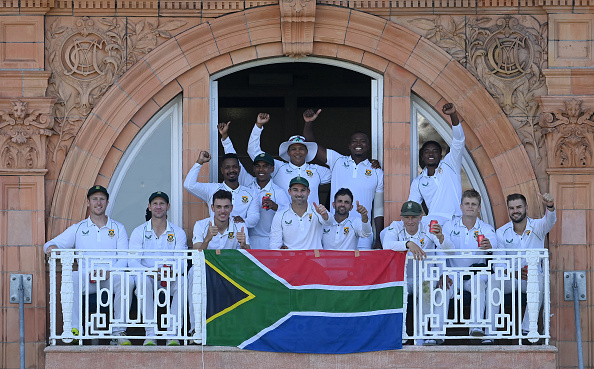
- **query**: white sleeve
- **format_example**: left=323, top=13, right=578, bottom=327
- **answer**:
left=247, top=124, right=265, bottom=160
left=317, top=165, right=332, bottom=185
left=183, top=163, right=218, bottom=202
left=407, top=176, right=423, bottom=204
left=43, top=223, right=78, bottom=252
left=356, top=217, right=372, bottom=238
left=192, top=221, right=206, bottom=245
left=128, top=226, right=145, bottom=269
left=325, top=149, right=340, bottom=169
left=269, top=212, right=283, bottom=249
left=535, top=209, right=557, bottom=237
left=243, top=189, right=261, bottom=228
left=381, top=224, right=408, bottom=251
left=442, top=124, right=465, bottom=174
left=114, top=222, right=129, bottom=270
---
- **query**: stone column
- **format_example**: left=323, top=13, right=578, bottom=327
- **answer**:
left=538, top=97, right=593, bottom=368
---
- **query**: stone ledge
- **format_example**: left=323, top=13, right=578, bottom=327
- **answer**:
left=45, top=345, right=558, bottom=369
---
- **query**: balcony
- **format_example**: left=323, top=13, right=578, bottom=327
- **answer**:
left=44, top=249, right=557, bottom=369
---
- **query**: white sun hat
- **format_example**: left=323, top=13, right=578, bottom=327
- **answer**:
left=278, top=135, right=318, bottom=163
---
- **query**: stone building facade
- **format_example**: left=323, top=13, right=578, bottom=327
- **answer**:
left=0, top=0, right=593, bottom=368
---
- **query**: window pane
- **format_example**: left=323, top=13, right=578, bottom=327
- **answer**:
left=110, top=116, right=172, bottom=236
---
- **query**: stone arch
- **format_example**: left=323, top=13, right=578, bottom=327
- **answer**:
left=47, top=5, right=539, bottom=236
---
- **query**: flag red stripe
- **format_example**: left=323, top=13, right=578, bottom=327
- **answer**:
left=246, top=250, right=405, bottom=286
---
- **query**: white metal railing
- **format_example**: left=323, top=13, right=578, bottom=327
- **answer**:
left=48, top=249, right=550, bottom=346
left=405, top=248, right=550, bottom=345
left=49, top=250, right=204, bottom=345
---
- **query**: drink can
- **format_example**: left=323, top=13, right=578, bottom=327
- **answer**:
left=429, top=220, right=438, bottom=232
left=262, top=196, right=270, bottom=210
left=477, top=234, right=485, bottom=247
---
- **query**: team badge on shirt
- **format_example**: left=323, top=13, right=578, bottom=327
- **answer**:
left=323, top=228, right=330, bottom=234
left=285, top=220, right=292, bottom=225
left=306, top=170, right=313, bottom=177
left=365, top=169, right=372, bottom=177
left=437, top=167, right=443, bottom=174
left=145, top=234, right=152, bottom=240
left=167, top=233, right=174, bottom=243
left=421, top=181, right=429, bottom=187
left=228, top=232, right=234, bottom=239
left=308, top=214, right=312, bottom=221
left=343, top=227, right=350, bottom=235
left=82, top=230, right=89, bottom=236
left=526, top=230, right=531, bottom=235
left=242, top=196, right=248, bottom=203
left=474, top=230, right=479, bottom=239
left=108, top=229, right=115, bottom=238
left=420, top=238, right=425, bottom=247
left=265, top=192, right=272, bottom=198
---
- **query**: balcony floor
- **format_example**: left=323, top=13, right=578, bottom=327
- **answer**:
left=45, top=344, right=558, bottom=369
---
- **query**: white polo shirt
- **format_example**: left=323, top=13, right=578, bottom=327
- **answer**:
left=43, top=217, right=128, bottom=274
left=192, top=217, right=250, bottom=250
left=441, top=216, right=496, bottom=269
left=409, top=124, right=465, bottom=221
left=322, top=214, right=372, bottom=250
left=494, top=209, right=556, bottom=272
left=247, top=124, right=331, bottom=204
left=221, top=137, right=291, bottom=245
left=184, top=163, right=260, bottom=228
left=326, top=149, right=384, bottom=219
left=380, top=220, right=443, bottom=280
left=270, top=204, right=332, bottom=249
left=128, top=220, right=187, bottom=269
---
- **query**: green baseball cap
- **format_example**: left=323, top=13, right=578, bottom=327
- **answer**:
left=253, top=152, right=274, bottom=166
left=289, top=176, right=309, bottom=188
left=87, top=185, right=109, bottom=200
left=400, top=201, right=423, bottom=216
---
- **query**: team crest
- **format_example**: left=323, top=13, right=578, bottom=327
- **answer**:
left=167, top=233, right=174, bottom=243
left=526, top=230, right=531, bottom=236
left=474, top=230, right=479, bottom=239
left=242, top=196, right=248, bottom=203
left=265, top=192, right=272, bottom=198
left=228, top=232, right=235, bottom=239
left=108, top=229, right=115, bottom=238
left=343, top=227, right=350, bottom=235
left=420, top=238, right=425, bottom=246
left=365, top=169, right=372, bottom=177
left=308, top=214, right=313, bottom=221
left=306, top=170, right=313, bottom=177
left=437, top=167, right=443, bottom=174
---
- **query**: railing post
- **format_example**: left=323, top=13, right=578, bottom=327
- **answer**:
left=191, top=251, right=204, bottom=344
left=49, top=254, right=57, bottom=345
left=60, top=250, right=75, bottom=343
left=525, top=250, right=540, bottom=342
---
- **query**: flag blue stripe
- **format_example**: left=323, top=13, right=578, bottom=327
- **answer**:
left=242, top=313, right=403, bottom=354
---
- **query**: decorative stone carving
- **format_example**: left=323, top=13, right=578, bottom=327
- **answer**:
left=279, top=0, right=316, bottom=58
left=405, top=15, right=549, bottom=190
left=45, top=16, right=187, bottom=166
left=0, top=99, right=55, bottom=170
left=539, top=99, right=594, bottom=168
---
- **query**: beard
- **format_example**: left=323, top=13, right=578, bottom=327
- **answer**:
left=510, top=211, right=527, bottom=223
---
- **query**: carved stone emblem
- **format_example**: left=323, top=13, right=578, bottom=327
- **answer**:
left=539, top=99, right=594, bottom=168
left=0, top=100, right=54, bottom=169
left=280, top=0, right=315, bottom=58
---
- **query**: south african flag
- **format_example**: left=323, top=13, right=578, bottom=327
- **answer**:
left=202, top=249, right=405, bottom=353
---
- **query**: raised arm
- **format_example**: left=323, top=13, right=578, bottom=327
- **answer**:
left=247, top=113, right=270, bottom=160
left=183, top=151, right=218, bottom=201
left=219, top=121, right=254, bottom=187
left=301, top=109, right=327, bottom=163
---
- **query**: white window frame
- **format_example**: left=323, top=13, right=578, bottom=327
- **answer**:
left=410, top=95, right=495, bottom=226
left=106, top=96, right=183, bottom=226
left=209, top=57, right=384, bottom=177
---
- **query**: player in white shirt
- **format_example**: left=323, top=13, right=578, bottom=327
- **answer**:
left=246, top=113, right=331, bottom=205
left=44, top=185, right=131, bottom=345
left=440, top=189, right=497, bottom=344
left=322, top=188, right=372, bottom=250
left=380, top=200, right=451, bottom=346
left=302, top=109, right=384, bottom=250
left=184, top=151, right=260, bottom=228
left=188, top=190, right=249, bottom=334
left=217, top=121, right=290, bottom=249
left=270, top=176, right=332, bottom=250
left=493, top=192, right=557, bottom=338
left=408, top=103, right=465, bottom=224
left=128, top=191, right=187, bottom=346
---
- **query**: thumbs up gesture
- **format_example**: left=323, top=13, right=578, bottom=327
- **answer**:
left=313, top=202, right=329, bottom=220
left=205, top=221, right=218, bottom=242
left=356, top=201, right=369, bottom=223
left=237, top=226, right=249, bottom=249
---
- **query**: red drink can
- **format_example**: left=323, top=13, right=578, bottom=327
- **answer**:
left=477, top=234, right=485, bottom=247
left=160, top=264, right=170, bottom=287
left=429, top=220, right=438, bottom=232
left=262, top=196, right=270, bottom=210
